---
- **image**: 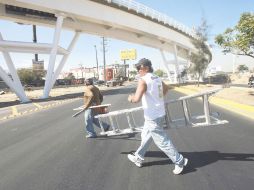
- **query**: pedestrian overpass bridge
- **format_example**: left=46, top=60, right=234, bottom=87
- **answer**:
left=0, top=0, right=211, bottom=102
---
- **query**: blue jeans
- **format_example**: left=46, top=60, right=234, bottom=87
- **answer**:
left=84, top=108, right=107, bottom=136
left=135, top=116, right=184, bottom=165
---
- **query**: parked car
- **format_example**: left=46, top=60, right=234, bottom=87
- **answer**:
left=106, top=79, right=123, bottom=87
left=203, top=74, right=230, bottom=84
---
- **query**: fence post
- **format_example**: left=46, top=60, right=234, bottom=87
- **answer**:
left=203, top=94, right=211, bottom=125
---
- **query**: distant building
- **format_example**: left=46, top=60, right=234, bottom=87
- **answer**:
left=98, top=64, right=129, bottom=81
left=58, top=71, right=71, bottom=79
left=59, top=64, right=129, bottom=81
left=59, top=67, right=97, bottom=79
left=70, top=67, right=97, bottom=79
left=206, top=66, right=222, bottom=76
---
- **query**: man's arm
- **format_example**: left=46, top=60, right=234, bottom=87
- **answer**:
left=83, top=88, right=93, bottom=109
left=162, top=81, right=170, bottom=96
left=128, top=79, right=146, bottom=103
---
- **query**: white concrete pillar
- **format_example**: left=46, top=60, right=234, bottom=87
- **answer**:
left=50, top=31, right=80, bottom=89
left=159, top=49, right=171, bottom=81
left=187, top=50, right=191, bottom=68
left=42, top=13, right=65, bottom=98
left=173, top=44, right=180, bottom=84
left=0, top=33, right=30, bottom=102
left=186, top=50, right=192, bottom=81
left=232, top=54, right=236, bottom=74
left=0, top=66, right=20, bottom=96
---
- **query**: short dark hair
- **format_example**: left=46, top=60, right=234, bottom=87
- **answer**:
left=85, top=78, right=93, bottom=85
left=135, top=58, right=153, bottom=72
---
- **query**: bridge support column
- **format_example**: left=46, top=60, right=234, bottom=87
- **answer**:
left=42, top=13, right=65, bottom=99
left=160, top=49, right=171, bottom=81
left=0, top=33, right=30, bottom=103
left=49, top=31, right=80, bottom=89
left=173, top=44, right=180, bottom=84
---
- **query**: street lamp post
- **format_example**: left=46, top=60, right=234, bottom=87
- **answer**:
left=33, top=25, right=38, bottom=62
left=102, top=37, right=106, bottom=82
left=94, top=45, right=99, bottom=79
left=79, top=63, right=84, bottom=80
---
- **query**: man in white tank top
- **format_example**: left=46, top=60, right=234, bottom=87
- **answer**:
left=127, top=58, right=188, bottom=175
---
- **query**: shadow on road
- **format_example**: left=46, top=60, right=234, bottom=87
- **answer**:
left=121, top=150, right=254, bottom=174
left=94, top=133, right=141, bottom=141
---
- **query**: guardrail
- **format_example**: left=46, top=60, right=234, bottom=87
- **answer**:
left=104, top=0, right=196, bottom=38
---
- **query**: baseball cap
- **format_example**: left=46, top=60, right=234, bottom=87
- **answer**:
left=135, top=58, right=153, bottom=72
left=135, top=58, right=152, bottom=68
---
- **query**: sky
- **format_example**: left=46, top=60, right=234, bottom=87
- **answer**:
left=0, top=0, right=254, bottom=74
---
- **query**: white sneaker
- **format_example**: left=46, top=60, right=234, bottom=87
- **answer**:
left=127, top=153, right=142, bottom=168
left=173, top=158, right=188, bottom=175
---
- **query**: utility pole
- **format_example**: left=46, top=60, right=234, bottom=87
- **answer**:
left=79, top=63, right=84, bottom=80
left=94, top=45, right=99, bottom=79
left=32, top=25, right=38, bottom=61
left=102, top=37, right=107, bottom=82
left=123, top=59, right=126, bottom=78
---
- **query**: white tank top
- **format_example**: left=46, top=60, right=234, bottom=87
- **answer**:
left=141, top=73, right=165, bottom=120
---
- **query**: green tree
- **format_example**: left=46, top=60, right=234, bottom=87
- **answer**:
left=129, top=70, right=137, bottom=80
left=17, top=68, right=37, bottom=85
left=237, top=64, right=249, bottom=73
left=129, top=70, right=137, bottom=76
left=154, top=69, right=164, bottom=77
left=65, top=72, right=75, bottom=80
left=190, top=19, right=212, bottom=86
left=215, top=12, right=254, bottom=59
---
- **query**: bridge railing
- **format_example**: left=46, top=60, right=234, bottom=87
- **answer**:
left=104, top=0, right=196, bottom=38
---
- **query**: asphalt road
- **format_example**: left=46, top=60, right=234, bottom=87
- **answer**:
left=0, top=85, right=254, bottom=190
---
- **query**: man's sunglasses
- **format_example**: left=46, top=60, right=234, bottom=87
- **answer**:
left=136, top=65, right=146, bottom=71
left=136, top=65, right=141, bottom=71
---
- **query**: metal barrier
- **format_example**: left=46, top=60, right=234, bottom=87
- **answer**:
left=102, top=0, right=196, bottom=38
left=164, top=88, right=228, bottom=128
left=94, top=88, right=228, bottom=136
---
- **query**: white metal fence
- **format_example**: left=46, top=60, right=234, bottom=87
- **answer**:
left=104, top=0, right=196, bottom=38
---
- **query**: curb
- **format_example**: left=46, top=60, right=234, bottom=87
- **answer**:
left=0, top=98, right=79, bottom=122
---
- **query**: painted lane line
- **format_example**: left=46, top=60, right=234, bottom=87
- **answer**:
left=11, top=106, right=20, bottom=116
left=33, top=103, right=44, bottom=109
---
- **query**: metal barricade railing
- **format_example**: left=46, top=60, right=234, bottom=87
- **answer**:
left=101, top=0, right=197, bottom=38
left=94, top=88, right=228, bottom=137
left=95, top=106, right=143, bottom=136
left=164, top=88, right=228, bottom=128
